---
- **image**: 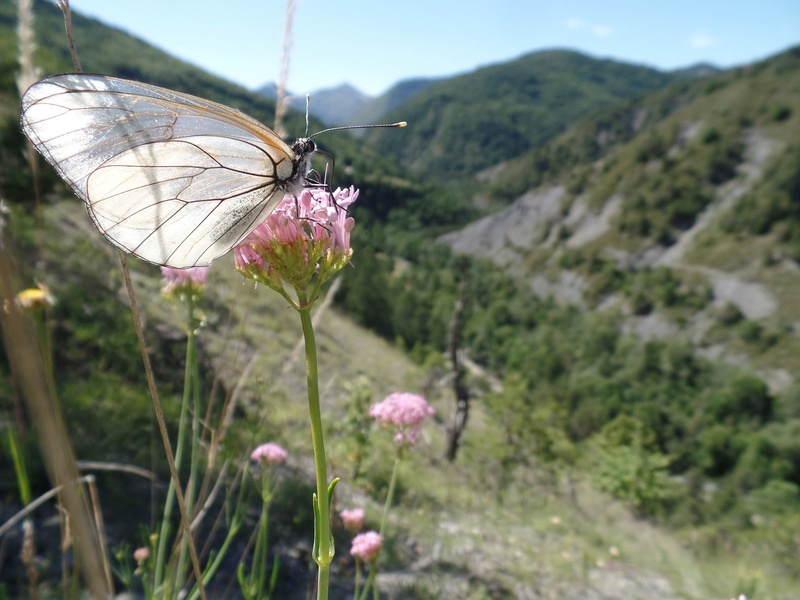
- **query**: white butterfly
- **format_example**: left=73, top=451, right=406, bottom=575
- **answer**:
left=21, top=74, right=318, bottom=268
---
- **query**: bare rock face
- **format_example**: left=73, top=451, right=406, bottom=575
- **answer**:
left=438, top=186, right=566, bottom=267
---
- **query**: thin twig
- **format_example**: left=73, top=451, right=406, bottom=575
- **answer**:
left=56, top=0, right=82, bottom=73
left=16, top=0, right=44, bottom=249
left=190, top=459, right=230, bottom=532
left=15, top=0, right=41, bottom=95
left=0, top=475, right=94, bottom=538
left=86, top=476, right=114, bottom=592
left=274, top=0, right=297, bottom=137
left=76, top=461, right=156, bottom=480
left=119, top=254, right=208, bottom=600
left=217, top=349, right=259, bottom=444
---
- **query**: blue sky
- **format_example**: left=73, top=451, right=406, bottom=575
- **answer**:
left=65, top=0, right=800, bottom=97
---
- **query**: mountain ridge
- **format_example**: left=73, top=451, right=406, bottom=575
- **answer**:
left=363, top=49, right=689, bottom=180
left=253, top=52, right=721, bottom=130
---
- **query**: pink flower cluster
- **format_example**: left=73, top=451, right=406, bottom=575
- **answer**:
left=369, top=392, right=435, bottom=445
left=350, top=531, right=382, bottom=563
left=340, top=508, right=365, bottom=532
left=160, top=266, right=210, bottom=285
left=250, top=442, right=288, bottom=465
left=233, top=187, right=358, bottom=287
left=160, top=266, right=209, bottom=295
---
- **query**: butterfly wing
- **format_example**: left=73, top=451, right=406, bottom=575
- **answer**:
left=21, top=73, right=300, bottom=267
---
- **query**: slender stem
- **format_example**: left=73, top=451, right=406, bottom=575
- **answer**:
left=254, top=474, right=271, bottom=599
left=298, top=296, right=333, bottom=600
left=356, top=561, right=378, bottom=600
left=155, top=304, right=194, bottom=593
left=353, top=560, right=361, bottom=600
left=185, top=513, right=241, bottom=600
left=188, top=295, right=202, bottom=512
left=379, top=450, right=402, bottom=538
left=177, top=299, right=200, bottom=590
left=119, top=254, right=206, bottom=600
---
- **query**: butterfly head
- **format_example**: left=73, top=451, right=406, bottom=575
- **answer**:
left=287, top=137, right=317, bottom=192
left=291, top=137, right=316, bottom=158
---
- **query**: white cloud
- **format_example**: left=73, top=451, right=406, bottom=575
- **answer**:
left=593, top=24, right=612, bottom=37
left=690, top=31, right=713, bottom=49
left=566, top=17, right=612, bottom=38
left=566, top=17, right=583, bottom=30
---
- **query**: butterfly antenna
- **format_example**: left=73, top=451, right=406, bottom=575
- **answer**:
left=310, top=121, right=407, bottom=139
left=304, top=94, right=311, bottom=137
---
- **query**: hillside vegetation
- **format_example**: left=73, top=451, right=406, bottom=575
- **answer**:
left=366, top=49, right=680, bottom=180
left=1, top=2, right=800, bottom=598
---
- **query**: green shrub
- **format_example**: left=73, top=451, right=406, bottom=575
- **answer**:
left=737, top=319, right=764, bottom=344
left=717, top=302, right=744, bottom=326
left=695, top=424, right=745, bottom=476
left=709, top=374, right=773, bottom=425
left=591, top=416, right=676, bottom=517
left=770, top=104, right=792, bottom=121
left=734, top=433, right=792, bottom=490
left=748, top=479, right=800, bottom=515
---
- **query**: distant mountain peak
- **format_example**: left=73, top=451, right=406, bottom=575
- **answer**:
left=671, top=62, right=721, bottom=79
left=346, top=77, right=437, bottom=126
left=254, top=81, right=372, bottom=126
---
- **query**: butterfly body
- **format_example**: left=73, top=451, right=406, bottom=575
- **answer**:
left=21, top=74, right=316, bottom=267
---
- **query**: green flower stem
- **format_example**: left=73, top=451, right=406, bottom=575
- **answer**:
left=155, top=341, right=191, bottom=595
left=298, top=294, right=333, bottom=600
left=7, top=428, right=31, bottom=506
left=379, top=449, right=403, bottom=538
left=352, top=561, right=361, bottom=600
left=356, top=560, right=379, bottom=600
left=177, top=299, right=201, bottom=590
left=186, top=513, right=241, bottom=600
left=142, top=565, right=153, bottom=600
left=254, top=474, right=272, bottom=598
left=156, top=294, right=198, bottom=596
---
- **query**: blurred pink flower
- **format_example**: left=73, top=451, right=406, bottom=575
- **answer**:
left=369, top=392, right=435, bottom=445
left=133, top=546, right=150, bottom=564
left=340, top=508, right=365, bottom=532
left=234, top=187, right=357, bottom=291
left=160, top=266, right=209, bottom=295
left=350, top=530, right=382, bottom=563
left=250, top=442, right=288, bottom=465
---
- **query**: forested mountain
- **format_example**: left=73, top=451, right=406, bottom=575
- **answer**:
left=2, top=2, right=800, bottom=597
left=364, top=49, right=684, bottom=179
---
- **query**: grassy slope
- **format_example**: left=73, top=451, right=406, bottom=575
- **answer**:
left=30, top=213, right=788, bottom=599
